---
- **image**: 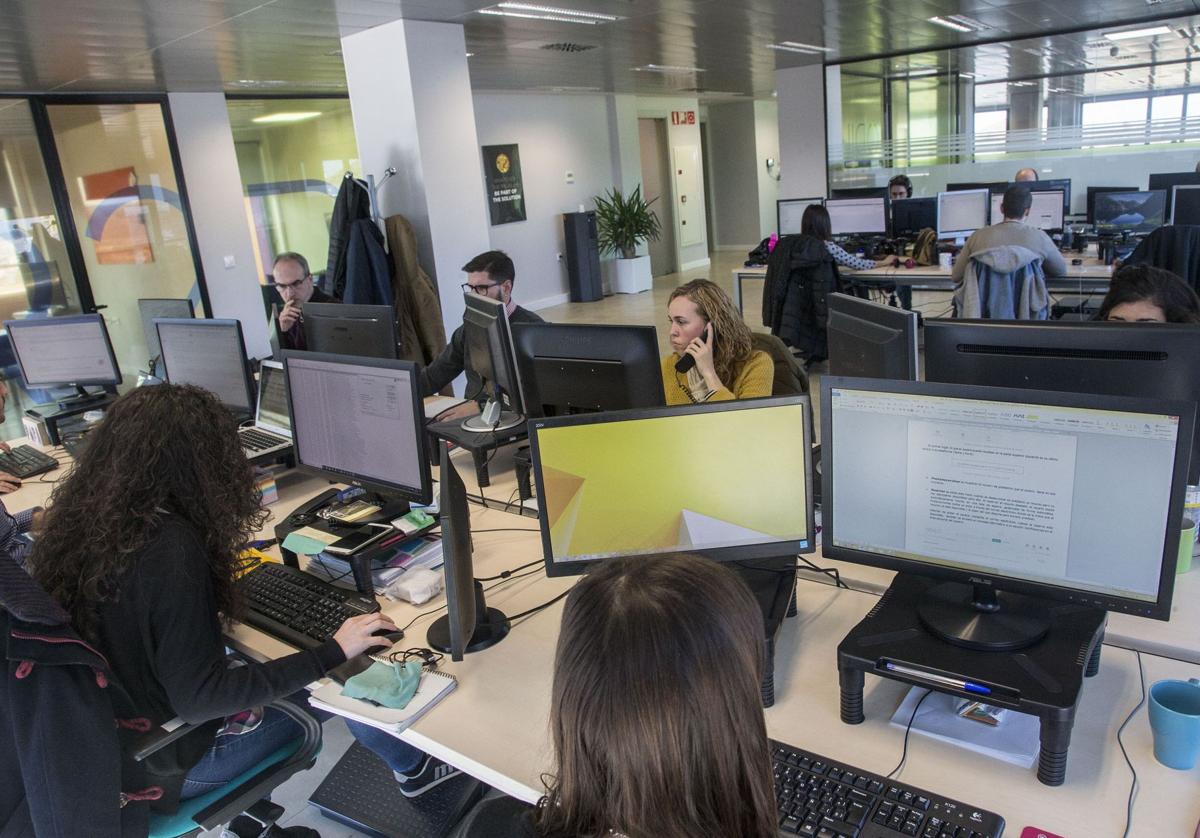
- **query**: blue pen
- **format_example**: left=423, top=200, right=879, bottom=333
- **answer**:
left=884, top=662, right=993, bottom=696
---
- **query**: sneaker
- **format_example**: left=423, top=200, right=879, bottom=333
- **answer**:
left=392, top=755, right=463, bottom=798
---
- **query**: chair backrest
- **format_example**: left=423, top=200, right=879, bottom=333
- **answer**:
left=1124, top=225, right=1200, bottom=292
left=750, top=331, right=808, bottom=395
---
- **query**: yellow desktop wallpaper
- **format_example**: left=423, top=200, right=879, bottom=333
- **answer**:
left=536, top=404, right=809, bottom=560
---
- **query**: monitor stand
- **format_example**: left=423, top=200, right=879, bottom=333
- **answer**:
left=55, top=384, right=111, bottom=411
left=917, top=581, right=1050, bottom=652
left=461, top=397, right=524, bottom=434
left=427, top=579, right=510, bottom=655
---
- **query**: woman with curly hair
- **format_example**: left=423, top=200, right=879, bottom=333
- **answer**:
left=28, top=384, right=396, bottom=814
left=662, top=278, right=773, bottom=404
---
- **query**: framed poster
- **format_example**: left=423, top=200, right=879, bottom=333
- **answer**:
left=482, top=144, right=526, bottom=225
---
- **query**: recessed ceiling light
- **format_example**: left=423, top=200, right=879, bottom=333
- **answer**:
left=1104, top=25, right=1171, bottom=40
left=634, top=64, right=705, bottom=73
left=466, top=52, right=475, bottom=57
left=929, top=15, right=990, bottom=33
left=768, top=43, right=821, bottom=54
left=906, top=69, right=939, bottom=78
left=780, top=41, right=832, bottom=52
left=929, top=16, right=972, bottom=32
left=498, top=1, right=618, bottom=19
left=251, top=111, right=322, bottom=124
left=480, top=8, right=599, bottom=23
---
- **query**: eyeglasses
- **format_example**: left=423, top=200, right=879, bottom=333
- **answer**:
left=273, top=274, right=311, bottom=292
left=461, top=282, right=500, bottom=295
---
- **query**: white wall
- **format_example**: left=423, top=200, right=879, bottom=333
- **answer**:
left=637, top=96, right=711, bottom=270
left=754, top=101, right=780, bottom=241
left=706, top=102, right=761, bottom=249
left=778, top=65, right=829, bottom=200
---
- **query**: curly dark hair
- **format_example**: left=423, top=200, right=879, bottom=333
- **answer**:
left=29, top=384, right=267, bottom=641
left=1096, top=264, right=1200, bottom=323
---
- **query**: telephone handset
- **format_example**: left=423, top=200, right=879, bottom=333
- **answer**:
left=674, top=327, right=710, bottom=374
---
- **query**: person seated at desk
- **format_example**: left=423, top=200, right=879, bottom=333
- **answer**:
left=886, top=175, right=915, bottom=310
left=801, top=204, right=897, bottom=272
left=26, top=384, right=396, bottom=817
left=663, top=278, right=772, bottom=404
left=1014, top=167, right=1038, bottom=182
left=0, top=379, right=43, bottom=568
left=421, top=250, right=544, bottom=422
left=452, top=553, right=779, bottom=838
left=952, top=185, right=1067, bottom=282
left=273, top=251, right=338, bottom=351
left=1096, top=264, right=1200, bottom=323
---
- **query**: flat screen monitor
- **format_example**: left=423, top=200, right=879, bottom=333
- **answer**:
left=282, top=350, right=432, bottom=503
left=1093, top=190, right=1166, bottom=235
left=827, top=293, right=918, bottom=381
left=946, top=181, right=1006, bottom=193
left=301, top=303, right=397, bottom=360
left=255, top=359, right=291, bottom=436
left=829, top=186, right=888, bottom=200
left=1086, top=186, right=1137, bottom=225
left=890, top=197, right=937, bottom=237
left=461, top=293, right=526, bottom=433
left=1019, top=178, right=1072, bottom=215
left=822, top=377, right=1192, bottom=650
left=511, top=322, right=664, bottom=418
left=778, top=197, right=824, bottom=236
left=1148, top=171, right=1200, bottom=219
left=827, top=197, right=889, bottom=236
left=5, top=313, right=122, bottom=390
left=936, top=189, right=990, bottom=240
left=989, top=189, right=1064, bottom=230
left=529, top=396, right=814, bottom=577
left=137, top=298, right=194, bottom=367
left=155, top=318, right=255, bottom=415
left=924, top=319, right=1200, bottom=483
left=1170, top=185, right=1200, bottom=226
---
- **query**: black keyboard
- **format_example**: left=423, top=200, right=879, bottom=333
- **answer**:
left=772, top=740, right=1005, bottom=838
left=239, top=563, right=379, bottom=649
left=0, top=445, right=58, bottom=479
left=240, top=427, right=290, bottom=453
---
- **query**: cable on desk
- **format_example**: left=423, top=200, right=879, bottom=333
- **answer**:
left=798, top=555, right=848, bottom=590
left=476, top=558, right=542, bottom=582
left=393, top=564, right=546, bottom=638
left=885, top=688, right=932, bottom=780
left=1116, top=649, right=1146, bottom=838
left=506, top=588, right=570, bottom=623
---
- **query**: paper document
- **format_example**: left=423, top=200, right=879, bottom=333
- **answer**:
left=424, top=396, right=468, bottom=420
left=890, top=687, right=1040, bottom=768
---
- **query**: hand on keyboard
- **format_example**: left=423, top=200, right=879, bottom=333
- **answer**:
left=332, top=612, right=401, bottom=658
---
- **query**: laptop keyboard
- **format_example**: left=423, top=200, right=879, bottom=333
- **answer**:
left=240, top=427, right=290, bottom=453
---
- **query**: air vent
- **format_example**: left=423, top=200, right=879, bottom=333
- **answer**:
left=540, top=41, right=598, bottom=52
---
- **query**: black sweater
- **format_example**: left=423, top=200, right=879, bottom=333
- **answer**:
left=94, top=517, right=345, bottom=810
left=420, top=305, right=544, bottom=398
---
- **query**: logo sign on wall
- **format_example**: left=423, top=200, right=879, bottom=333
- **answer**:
left=671, top=111, right=695, bottom=125
left=482, top=143, right=527, bottom=225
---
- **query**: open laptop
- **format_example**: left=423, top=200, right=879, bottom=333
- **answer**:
left=239, top=361, right=292, bottom=458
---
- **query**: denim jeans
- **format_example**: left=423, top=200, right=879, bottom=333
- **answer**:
left=345, top=719, right=425, bottom=774
left=180, top=706, right=305, bottom=800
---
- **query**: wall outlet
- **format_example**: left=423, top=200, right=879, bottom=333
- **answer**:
left=565, top=171, right=575, bottom=184
left=557, top=252, right=564, bottom=262
left=223, top=254, right=236, bottom=269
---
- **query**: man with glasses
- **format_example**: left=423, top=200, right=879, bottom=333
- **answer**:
left=421, top=250, right=543, bottom=423
left=272, top=252, right=337, bottom=351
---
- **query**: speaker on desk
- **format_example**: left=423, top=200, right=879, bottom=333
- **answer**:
left=563, top=211, right=603, bottom=302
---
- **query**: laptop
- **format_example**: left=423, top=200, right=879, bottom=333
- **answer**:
left=239, top=361, right=292, bottom=458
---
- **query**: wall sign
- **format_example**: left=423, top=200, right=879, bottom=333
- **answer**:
left=671, top=111, right=696, bottom=125
left=482, top=143, right=527, bottom=225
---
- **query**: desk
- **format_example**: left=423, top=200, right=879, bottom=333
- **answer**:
left=732, top=259, right=1113, bottom=316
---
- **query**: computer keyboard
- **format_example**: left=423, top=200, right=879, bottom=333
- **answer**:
left=240, top=427, right=290, bottom=454
left=238, top=562, right=379, bottom=650
left=772, top=739, right=1005, bottom=837
left=0, top=445, right=58, bottom=479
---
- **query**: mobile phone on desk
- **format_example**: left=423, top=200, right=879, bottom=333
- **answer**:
left=324, top=522, right=393, bottom=556
left=675, top=327, right=710, bottom=374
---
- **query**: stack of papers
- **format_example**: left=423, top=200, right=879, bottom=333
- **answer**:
left=305, top=533, right=444, bottom=591
left=889, top=687, right=1041, bottom=768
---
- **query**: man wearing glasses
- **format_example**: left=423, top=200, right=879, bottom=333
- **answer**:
left=421, top=250, right=543, bottom=423
left=272, top=252, right=338, bottom=351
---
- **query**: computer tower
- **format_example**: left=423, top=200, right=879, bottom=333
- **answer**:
left=563, top=211, right=602, bottom=302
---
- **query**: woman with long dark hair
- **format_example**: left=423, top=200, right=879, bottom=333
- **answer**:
left=1096, top=264, right=1200, bottom=323
left=28, top=384, right=396, bottom=814
left=453, top=553, right=779, bottom=838
left=801, top=204, right=896, bottom=271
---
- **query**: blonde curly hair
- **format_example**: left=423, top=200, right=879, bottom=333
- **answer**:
left=669, top=279, right=755, bottom=388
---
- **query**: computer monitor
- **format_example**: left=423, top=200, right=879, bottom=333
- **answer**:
left=890, top=197, right=936, bottom=237
left=988, top=189, right=1064, bottom=230
left=1086, top=186, right=1137, bottom=225
left=5, top=313, right=121, bottom=402
left=778, top=197, right=824, bottom=236
left=282, top=350, right=432, bottom=504
left=255, top=359, right=291, bottom=436
left=155, top=318, right=255, bottom=416
left=528, top=396, right=814, bottom=577
left=827, top=293, right=918, bottom=381
left=1148, top=171, right=1200, bottom=219
left=1093, top=190, right=1166, bottom=235
left=924, top=319, right=1200, bottom=483
left=137, top=298, right=194, bottom=373
left=426, top=442, right=509, bottom=661
left=936, top=189, right=990, bottom=241
left=461, top=292, right=526, bottom=433
left=822, top=376, right=1193, bottom=651
left=1020, top=178, right=1072, bottom=215
left=829, top=186, right=888, bottom=200
left=1170, top=185, right=1200, bottom=226
left=301, top=303, right=398, bottom=360
left=827, top=197, right=889, bottom=237
left=946, top=181, right=1006, bottom=193
left=510, top=322, right=664, bottom=418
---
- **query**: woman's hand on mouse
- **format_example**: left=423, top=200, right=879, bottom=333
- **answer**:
left=333, top=612, right=400, bottom=659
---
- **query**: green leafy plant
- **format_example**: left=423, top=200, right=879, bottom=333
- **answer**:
left=593, top=185, right=662, bottom=259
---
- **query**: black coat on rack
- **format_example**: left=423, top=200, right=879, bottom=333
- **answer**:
left=326, top=174, right=372, bottom=299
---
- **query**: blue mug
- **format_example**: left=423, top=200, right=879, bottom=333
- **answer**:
left=1148, top=677, right=1200, bottom=770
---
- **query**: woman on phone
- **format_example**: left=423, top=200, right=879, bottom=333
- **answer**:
left=662, top=278, right=772, bottom=405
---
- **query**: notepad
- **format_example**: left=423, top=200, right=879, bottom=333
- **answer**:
left=310, top=669, right=458, bottom=733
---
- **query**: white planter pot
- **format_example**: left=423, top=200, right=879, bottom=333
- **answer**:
left=612, top=255, right=653, bottom=294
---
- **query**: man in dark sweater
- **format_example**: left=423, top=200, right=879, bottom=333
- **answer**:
left=423, top=250, right=544, bottom=423
left=273, top=251, right=337, bottom=351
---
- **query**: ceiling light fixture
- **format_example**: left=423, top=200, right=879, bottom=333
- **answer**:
left=480, top=8, right=599, bottom=23
left=251, top=111, right=322, bottom=124
left=497, top=1, right=618, bottom=19
left=780, top=41, right=831, bottom=52
left=634, top=63, right=705, bottom=73
left=768, top=43, right=821, bottom=54
left=929, top=16, right=972, bottom=32
left=1104, top=25, right=1171, bottom=40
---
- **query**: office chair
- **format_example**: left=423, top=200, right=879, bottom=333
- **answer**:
left=1122, top=225, right=1200, bottom=292
left=750, top=332, right=809, bottom=395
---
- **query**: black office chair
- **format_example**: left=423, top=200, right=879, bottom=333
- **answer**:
left=1123, top=225, right=1200, bottom=293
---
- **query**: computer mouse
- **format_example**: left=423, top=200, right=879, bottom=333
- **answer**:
left=1071, top=258, right=1083, bottom=266
left=370, top=628, right=405, bottom=645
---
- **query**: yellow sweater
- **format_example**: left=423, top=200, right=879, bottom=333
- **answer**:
left=661, top=351, right=774, bottom=405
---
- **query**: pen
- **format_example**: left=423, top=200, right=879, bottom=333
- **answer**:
left=884, top=662, right=992, bottom=695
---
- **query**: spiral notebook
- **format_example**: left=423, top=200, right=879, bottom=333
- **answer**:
left=310, top=669, right=458, bottom=733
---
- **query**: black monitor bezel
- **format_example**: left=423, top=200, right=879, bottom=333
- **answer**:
left=301, top=302, right=398, bottom=360
left=461, top=292, right=526, bottom=414
left=528, top=395, right=816, bottom=578
left=936, top=188, right=990, bottom=239
left=827, top=293, right=919, bottom=381
left=820, top=375, right=1193, bottom=620
left=1170, top=184, right=1200, bottom=226
left=889, top=196, right=937, bottom=237
left=1148, top=171, right=1200, bottom=219
left=5, top=313, right=123, bottom=389
left=826, top=195, right=892, bottom=237
left=777, top=197, right=824, bottom=236
left=154, top=317, right=256, bottom=415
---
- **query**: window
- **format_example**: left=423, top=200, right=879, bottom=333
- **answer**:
left=1081, top=97, right=1148, bottom=147
left=974, top=109, right=1007, bottom=155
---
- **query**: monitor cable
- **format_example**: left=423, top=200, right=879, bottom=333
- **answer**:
left=885, top=688, right=933, bottom=780
left=1117, top=649, right=1146, bottom=838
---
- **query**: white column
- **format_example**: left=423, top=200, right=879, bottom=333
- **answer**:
left=342, top=19, right=491, bottom=342
left=776, top=64, right=829, bottom=200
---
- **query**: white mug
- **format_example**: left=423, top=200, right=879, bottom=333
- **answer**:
left=938, top=252, right=953, bottom=270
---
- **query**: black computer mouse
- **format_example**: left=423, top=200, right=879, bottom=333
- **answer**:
left=1071, top=258, right=1083, bottom=266
left=370, top=628, right=405, bottom=645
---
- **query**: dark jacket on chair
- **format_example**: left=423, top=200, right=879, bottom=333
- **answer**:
left=1123, top=225, right=1200, bottom=292
left=762, top=234, right=841, bottom=363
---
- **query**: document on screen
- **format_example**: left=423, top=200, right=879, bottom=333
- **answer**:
left=904, top=420, right=1077, bottom=576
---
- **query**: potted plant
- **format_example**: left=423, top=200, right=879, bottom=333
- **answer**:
left=594, top=185, right=662, bottom=294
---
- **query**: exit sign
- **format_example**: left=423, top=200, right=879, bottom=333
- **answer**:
left=671, top=110, right=696, bottom=125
